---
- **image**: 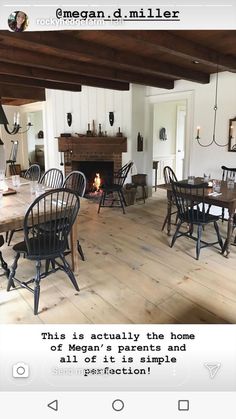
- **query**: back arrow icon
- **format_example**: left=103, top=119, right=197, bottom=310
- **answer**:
left=47, top=400, right=58, bottom=411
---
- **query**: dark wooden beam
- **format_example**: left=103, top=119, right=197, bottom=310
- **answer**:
left=0, top=34, right=209, bottom=84
left=0, top=84, right=45, bottom=101
left=0, top=74, right=82, bottom=92
left=1, top=98, right=37, bottom=105
left=109, top=30, right=236, bottom=72
left=0, top=59, right=172, bottom=89
left=0, top=61, right=129, bottom=90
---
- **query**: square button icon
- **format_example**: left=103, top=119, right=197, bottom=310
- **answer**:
left=178, top=400, right=189, bottom=411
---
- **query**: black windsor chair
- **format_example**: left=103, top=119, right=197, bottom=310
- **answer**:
left=7, top=188, right=80, bottom=315
left=39, top=168, right=63, bottom=188
left=170, top=181, right=223, bottom=260
left=162, top=166, right=178, bottom=232
left=98, top=161, right=133, bottom=214
left=63, top=171, right=86, bottom=261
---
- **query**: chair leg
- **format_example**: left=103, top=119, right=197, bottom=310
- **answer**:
left=98, top=191, right=105, bottom=213
left=214, top=221, right=223, bottom=250
left=161, top=214, right=168, bottom=231
left=45, top=259, right=51, bottom=274
left=206, top=204, right=212, bottom=215
left=170, top=221, right=182, bottom=248
left=118, top=190, right=126, bottom=214
left=120, top=189, right=127, bottom=207
left=60, top=254, right=79, bottom=291
left=5, top=231, right=9, bottom=243
left=0, top=250, right=10, bottom=277
left=221, top=208, right=225, bottom=222
left=7, top=230, right=15, bottom=246
left=77, top=240, right=85, bottom=261
left=196, top=225, right=203, bottom=260
left=7, top=252, right=20, bottom=291
left=34, top=260, right=41, bottom=315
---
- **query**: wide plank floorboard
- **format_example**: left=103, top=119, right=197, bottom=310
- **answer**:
left=0, top=189, right=235, bottom=324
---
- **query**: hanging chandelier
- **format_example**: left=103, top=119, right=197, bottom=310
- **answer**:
left=195, top=65, right=228, bottom=148
left=0, top=102, right=32, bottom=135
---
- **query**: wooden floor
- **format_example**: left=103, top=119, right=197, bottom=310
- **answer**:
left=1, top=189, right=236, bottom=324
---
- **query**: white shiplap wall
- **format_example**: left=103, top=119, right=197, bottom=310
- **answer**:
left=44, top=86, right=132, bottom=172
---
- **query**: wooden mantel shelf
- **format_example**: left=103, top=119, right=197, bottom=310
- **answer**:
left=58, top=135, right=127, bottom=154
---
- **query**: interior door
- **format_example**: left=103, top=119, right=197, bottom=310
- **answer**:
left=175, top=105, right=186, bottom=180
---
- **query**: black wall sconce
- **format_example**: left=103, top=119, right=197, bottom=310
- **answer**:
left=109, top=112, right=114, bottom=126
left=67, top=112, right=72, bottom=127
left=137, top=132, right=143, bottom=152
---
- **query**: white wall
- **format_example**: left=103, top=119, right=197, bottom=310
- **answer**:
left=44, top=86, right=132, bottom=172
left=147, top=71, right=236, bottom=180
left=3, top=70, right=234, bottom=191
left=153, top=100, right=186, bottom=158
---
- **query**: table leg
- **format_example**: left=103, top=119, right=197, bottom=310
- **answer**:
left=222, top=205, right=234, bottom=257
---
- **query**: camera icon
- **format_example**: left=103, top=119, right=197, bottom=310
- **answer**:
left=12, top=362, right=29, bottom=378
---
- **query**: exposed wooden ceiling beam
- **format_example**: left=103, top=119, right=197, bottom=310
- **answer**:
left=0, top=61, right=130, bottom=90
left=0, top=84, right=45, bottom=101
left=0, top=60, right=172, bottom=89
left=109, top=30, right=236, bottom=71
left=0, top=33, right=209, bottom=84
left=0, top=74, right=82, bottom=92
left=1, top=98, right=36, bottom=105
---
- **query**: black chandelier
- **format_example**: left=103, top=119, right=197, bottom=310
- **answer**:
left=195, top=65, right=228, bottom=148
left=0, top=103, right=32, bottom=135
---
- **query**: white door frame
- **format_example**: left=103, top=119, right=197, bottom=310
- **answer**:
left=20, top=101, right=47, bottom=169
left=175, top=104, right=187, bottom=180
left=145, top=90, right=194, bottom=193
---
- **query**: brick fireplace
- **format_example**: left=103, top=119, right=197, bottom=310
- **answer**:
left=58, top=135, right=127, bottom=192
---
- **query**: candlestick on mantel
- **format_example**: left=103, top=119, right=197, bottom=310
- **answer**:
left=230, top=125, right=234, bottom=138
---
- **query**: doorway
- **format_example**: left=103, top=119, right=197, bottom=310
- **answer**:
left=152, top=99, right=187, bottom=184
left=26, top=110, right=45, bottom=171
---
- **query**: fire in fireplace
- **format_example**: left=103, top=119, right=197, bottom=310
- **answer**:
left=75, top=161, right=114, bottom=195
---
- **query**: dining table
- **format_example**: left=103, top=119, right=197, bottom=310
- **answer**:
left=0, top=178, right=83, bottom=276
left=158, top=177, right=236, bottom=257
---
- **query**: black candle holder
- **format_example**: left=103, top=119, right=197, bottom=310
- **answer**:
left=109, top=112, right=114, bottom=126
left=67, top=112, right=72, bottom=127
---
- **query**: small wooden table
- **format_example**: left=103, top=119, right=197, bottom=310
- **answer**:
left=0, top=179, right=82, bottom=274
left=158, top=178, right=236, bottom=257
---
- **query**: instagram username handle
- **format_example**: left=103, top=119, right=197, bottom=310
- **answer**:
left=35, top=17, right=110, bottom=27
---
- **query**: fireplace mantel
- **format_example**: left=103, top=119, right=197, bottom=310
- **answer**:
left=58, top=136, right=127, bottom=154
left=57, top=135, right=127, bottom=176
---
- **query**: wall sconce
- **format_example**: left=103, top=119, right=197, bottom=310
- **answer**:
left=109, top=112, right=114, bottom=126
left=137, top=132, right=143, bottom=152
left=67, top=112, right=72, bottom=127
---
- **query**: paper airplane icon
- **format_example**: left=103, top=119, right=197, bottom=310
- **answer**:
left=47, top=400, right=58, bottom=411
left=204, top=362, right=221, bottom=379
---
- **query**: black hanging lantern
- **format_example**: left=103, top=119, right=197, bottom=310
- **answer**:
left=67, top=112, right=72, bottom=127
left=109, top=112, right=114, bottom=126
